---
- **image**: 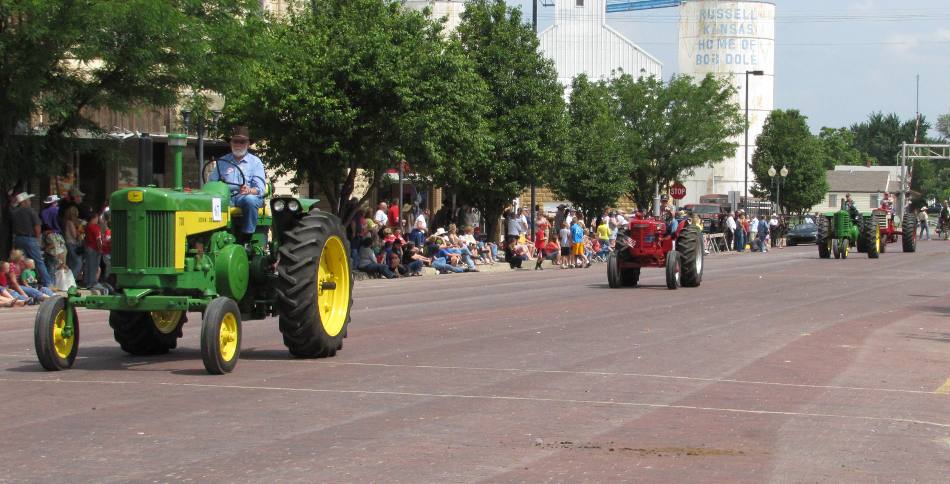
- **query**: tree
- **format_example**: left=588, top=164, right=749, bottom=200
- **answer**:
left=817, top=127, right=866, bottom=170
left=610, top=73, right=744, bottom=210
left=751, top=110, right=827, bottom=216
left=547, top=75, right=633, bottom=221
left=452, top=0, right=567, bottom=239
left=937, top=112, right=950, bottom=141
left=850, top=112, right=932, bottom=165
left=0, top=0, right=263, bottom=190
left=228, top=0, right=489, bottom=223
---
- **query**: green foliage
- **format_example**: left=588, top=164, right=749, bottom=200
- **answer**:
left=547, top=75, right=633, bottom=219
left=751, top=110, right=827, bottom=215
left=0, top=0, right=263, bottom=189
left=937, top=113, right=950, bottom=141
left=452, top=0, right=567, bottom=237
left=817, top=127, right=866, bottom=170
left=228, top=0, right=489, bottom=219
left=610, top=73, right=744, bottom=210
left=850, top=112, right=932, bottom=165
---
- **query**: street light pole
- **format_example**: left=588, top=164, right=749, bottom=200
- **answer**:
left=744, top=70, right=764, bottom=214
left=529, top=0, right=538, bottom=241
left=778, top=165, right=787, bottom=215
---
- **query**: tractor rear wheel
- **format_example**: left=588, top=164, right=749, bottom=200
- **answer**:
left=863, top=218, right=880, bottom=259
left=34, top=296, right=79, bottom=371
left=607, top=252, right=621, bottom=288
left=817, top=217, right=831, bottom=259
left=665, top=251, right=681, bottom=290
left=856, top=221, right=868, bottom=253
left=901, top=215, right=917, bottom=252
left=621, top=268, right=640, bottom=287
left=200, top=297, right=241, bottom=374
left=276, top=210, right=352, bottom=358
left=109, top=311, right=185, bottom=355
left=677, top=226, right=703, bottom=287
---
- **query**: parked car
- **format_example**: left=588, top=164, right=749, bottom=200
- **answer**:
left=786, top=223, right=818, bottom=246
left=683, top=203, right=723, bottom=233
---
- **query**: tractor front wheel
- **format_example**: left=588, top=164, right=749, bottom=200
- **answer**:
left=665, top=251, right=681, bottom=290
left=109, top=311, right=185, bottom=355
left=276, top=210, right=352, bottom=358
left=34, top=296, right=79, bottom=371
left=607, top=252, right=621, bottom=288
left=841, top=238, right=850, bottom=259
left=200, top=297, right=241, bottom=374
left=832, top=239, right=840, bottom=259
left=677, top=225, right=704, bottom=287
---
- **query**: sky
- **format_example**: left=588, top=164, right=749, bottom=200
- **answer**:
left=508, top=0, right=950, bottom=134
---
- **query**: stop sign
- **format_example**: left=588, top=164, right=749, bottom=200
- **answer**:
left=670, top=182, right=687, bottom=200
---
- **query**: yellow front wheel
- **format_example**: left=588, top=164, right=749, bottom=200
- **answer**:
left=200, top=297, right=241, bottom=374
left=34, top=296, right=79, bottom=371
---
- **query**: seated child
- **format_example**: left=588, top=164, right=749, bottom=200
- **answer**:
left=21, top=259, right=55, bottom=298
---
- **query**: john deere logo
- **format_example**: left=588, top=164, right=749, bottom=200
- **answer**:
left=127, top=191, right=143, bottom=203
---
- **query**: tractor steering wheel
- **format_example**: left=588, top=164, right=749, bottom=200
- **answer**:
left=202, top=159, right=247, bottom=190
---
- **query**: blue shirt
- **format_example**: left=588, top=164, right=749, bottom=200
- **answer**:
left=570, top=223, right=583, bottom=244
left=209, top=152, right=266, bottom=197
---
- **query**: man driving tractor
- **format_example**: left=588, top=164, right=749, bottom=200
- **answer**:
left=209, top=126, right=266, bottom=243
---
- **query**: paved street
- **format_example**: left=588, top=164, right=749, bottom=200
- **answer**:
left=1, top=242, right=949, bottom=483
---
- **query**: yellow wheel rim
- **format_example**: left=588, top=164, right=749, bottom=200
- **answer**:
left=151, top=311, right=183, bottom=334
left=875, top=228, right=881, bottom=252
left=52, top=309, right=74, bottom=360
left=219, top=312, right=238, bottom=362
left=317, top=236, right=349, bottom=337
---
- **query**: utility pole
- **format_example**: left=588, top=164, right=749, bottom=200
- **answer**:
left=529, top=0, right=538, bottom=241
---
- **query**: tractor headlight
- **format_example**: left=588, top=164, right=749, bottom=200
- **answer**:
left=273, top=200, right=286, bottom=212
left=287, top=200, right=300, bottom=212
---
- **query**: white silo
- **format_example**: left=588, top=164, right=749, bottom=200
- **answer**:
left=403, top=0, right=466, bottom=33
left=677, top=0, right=775, bottom=206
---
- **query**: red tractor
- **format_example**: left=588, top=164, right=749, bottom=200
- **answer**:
left=607, top=216, right=704, bottom=289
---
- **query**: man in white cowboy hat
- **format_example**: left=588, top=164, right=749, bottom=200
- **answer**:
left=209, top=126, right=266, bottom=243
left=41, top=194, right=62, bottom=233
left=11, top=192, right=52, bottom=287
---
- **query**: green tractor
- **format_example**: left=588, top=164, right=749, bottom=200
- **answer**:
left=816, top=200, right=881, bottom=260
left=34, top=135, right=353, bottom=374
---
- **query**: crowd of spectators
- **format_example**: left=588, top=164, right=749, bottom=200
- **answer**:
left=2, top=188, right=112, bottom=308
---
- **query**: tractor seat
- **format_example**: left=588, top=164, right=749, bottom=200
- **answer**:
left=229, top=205, right=269, bottom=218
left=227, top=182, right=274, bottom=218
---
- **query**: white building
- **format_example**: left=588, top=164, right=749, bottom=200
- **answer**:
left=403, top=0, right=466, bottom=33
left=538, top=0, right=662, bottom=95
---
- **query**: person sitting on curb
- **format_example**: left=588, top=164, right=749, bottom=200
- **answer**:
left=20, top=258, right=55, bottom=298
left=1, top=260, right=44, bottom=305
left=401, top=243, right=428, bottom=276
left=356, top=238, right=395, bottom=279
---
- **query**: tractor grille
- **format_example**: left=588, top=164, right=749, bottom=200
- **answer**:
left=111, top=210, right=128, bottom=267
left=629, top=223, right=659, bottom=248
left=146, top=211, right=175, bottom=268
left=873, top=211, right=888, bottom=230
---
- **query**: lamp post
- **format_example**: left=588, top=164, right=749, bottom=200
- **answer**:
left=181, top=108, right=222, bottom=188
left=744, top=70, right=765, bottom=213
left=529, top=0, right=538, bottom=241
left=768, top=164, right=788, bottom=214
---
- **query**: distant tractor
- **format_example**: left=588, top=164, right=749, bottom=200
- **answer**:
left=816, top=201, right=916, bottom=259
left=34, top=140, right=353, bottom=374
left=608, top=216, right=704, bottom=289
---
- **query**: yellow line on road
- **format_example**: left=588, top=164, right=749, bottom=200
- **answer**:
left=936, top=378, right=950, bottom=395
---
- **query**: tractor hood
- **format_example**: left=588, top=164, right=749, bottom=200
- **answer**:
left=111, top=182, right=231, bottom=212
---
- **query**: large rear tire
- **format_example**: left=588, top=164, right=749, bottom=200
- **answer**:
left=863, top=218, right=880, bottom=259
left=677, top=225, right=703, bottom=287
left=817, top=216, right=831, bottom=259
left=109, top=311, right=185, bottom=355
left=276, top=210, right=352, bottom=358
left=621, top=268, right=640, bottom=287
left=34, top=296, right=79, bottom=371
left=665, top=251, right=681, bottom=290
left=902, top=215, right=917, bottom=252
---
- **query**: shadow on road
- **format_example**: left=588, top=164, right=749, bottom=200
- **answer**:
left=586, top=283, right=671, bottom=291
left=4, top=346, right=298, bottom=374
